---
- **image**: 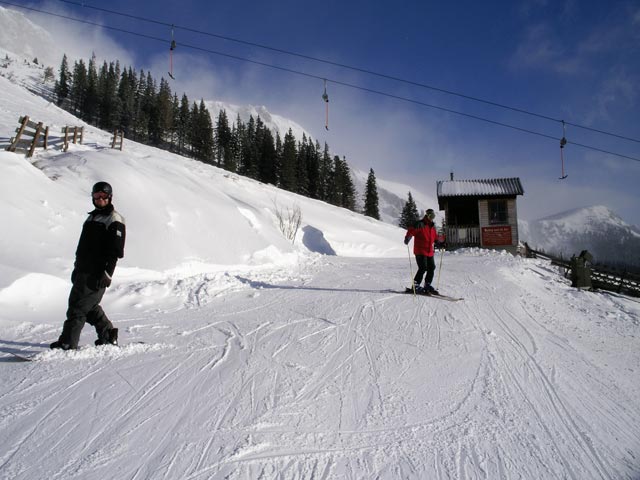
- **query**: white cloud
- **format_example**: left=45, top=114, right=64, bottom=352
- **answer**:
left=20, top=1, right=135, bottom=67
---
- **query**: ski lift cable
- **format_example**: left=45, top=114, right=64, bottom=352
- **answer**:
left=50, top=0, right=640, bottom=145
left=2, top=1, right=640, bottom=163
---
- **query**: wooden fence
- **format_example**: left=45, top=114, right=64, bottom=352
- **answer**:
left=525, top=245, right=640, bottom=298
left=111, top=129, right=124, bottom=150
left=7, top=116, right=48, bottom=158
left=6, top=116, right=83, bottom=157
left=60, top=125, right=84, bottom=151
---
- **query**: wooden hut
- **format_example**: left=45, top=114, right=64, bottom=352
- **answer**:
left=437, top=176, right=524, bottom=254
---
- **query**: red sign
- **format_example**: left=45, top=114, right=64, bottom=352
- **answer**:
left=482, top=226, right=512, bottom=246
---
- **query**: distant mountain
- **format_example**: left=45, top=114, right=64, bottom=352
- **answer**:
left=351, top=169, right=437, bottom=226
left=206, top=101, right=310, bottom=147
left=520, top=205, right=640, bottom=269
left=0, top=6, right=58, bottom=67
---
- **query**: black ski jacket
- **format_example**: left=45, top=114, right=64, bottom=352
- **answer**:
left=74, top=203, right=126, bottom=277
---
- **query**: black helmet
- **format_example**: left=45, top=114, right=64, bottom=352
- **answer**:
left=425, top=209, right=436, bottom=220
left=92, top=181, right=113, bottom=197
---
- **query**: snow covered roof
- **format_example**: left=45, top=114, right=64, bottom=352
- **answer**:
left=437, top=178, right=524, bottom=198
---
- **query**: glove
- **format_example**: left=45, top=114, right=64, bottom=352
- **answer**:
left=404, top=237, right=410, bottom=245
left=97, top=271, right=112, bottom=289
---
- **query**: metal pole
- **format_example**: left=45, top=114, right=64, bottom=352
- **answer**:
left=407, top=244, right=416, bottom=295
left=436, top=246, right=445, bottom=289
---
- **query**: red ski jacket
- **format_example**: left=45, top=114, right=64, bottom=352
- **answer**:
left=405, top=220, right=437, bottom=257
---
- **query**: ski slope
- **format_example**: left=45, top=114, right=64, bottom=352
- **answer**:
left=2, top=254, right=639, bottom=479
left=0, top=63, right=639, bottom=479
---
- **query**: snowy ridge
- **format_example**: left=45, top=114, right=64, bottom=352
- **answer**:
left=207, top=100, right=310, bottom=145
left=521, top=205, right=640, bottom=267
left=0, top=6, right=58, bottom=67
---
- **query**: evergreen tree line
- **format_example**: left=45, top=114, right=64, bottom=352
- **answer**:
left=53, top=54, right=366, bottom=213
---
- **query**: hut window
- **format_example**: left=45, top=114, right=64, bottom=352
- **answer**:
left=489, top=199, right=508, bottom=224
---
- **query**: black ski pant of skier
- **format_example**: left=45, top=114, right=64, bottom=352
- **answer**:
left=414, top=255, right=436, bottom=287
left=57, top=271, right=113, bottom=349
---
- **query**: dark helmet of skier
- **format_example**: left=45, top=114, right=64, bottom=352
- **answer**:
left=91, top=182, right=113, bottom=207
left=92, top=181, right=113, bottom=198
left=425, top=208, right=436, bottom=221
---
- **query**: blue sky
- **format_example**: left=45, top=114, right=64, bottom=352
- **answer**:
left=19, top=0, right=640, bottom=225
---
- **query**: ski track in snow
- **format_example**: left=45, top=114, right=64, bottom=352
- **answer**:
left=1, top=255, right=639, bottom=479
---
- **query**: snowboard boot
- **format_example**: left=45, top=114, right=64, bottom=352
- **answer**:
left=95, top=328, right=118, bottom=346
left=50, top=340, right=73, bottom=350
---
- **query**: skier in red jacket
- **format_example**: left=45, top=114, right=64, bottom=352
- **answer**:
left=404, top=209, right=439, bottom=294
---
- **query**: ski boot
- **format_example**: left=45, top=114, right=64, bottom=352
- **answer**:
left=95, top=328, right=118, bottom=346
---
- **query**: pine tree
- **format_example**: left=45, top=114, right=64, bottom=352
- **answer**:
left=190, top=100, right=214, bottom=162
left=330, top=156, right=356, bottom=210
left=82, top=54, right=99, bottom=124
left=144, top=72, right=162, bottom=145
left=54, top=54, right=70, bottom=105
left=318, top=142, right=333, bottom=202
left=176, top=93, right=190, bottom=155
left=169, top=93, right=180, bottom=151
left=155, top=78, right=173, bottom=146
left=117, top=67, right=136, bottom=136
left=230, top=114, right=245, bottom=173
left=295, top=134, right=309, bottom=196
left=307, top=140, right=322, bottom=199
left=258, top=124, right=278, bottom=185
left=98, top=61, right=121, bottom=130
left=399, top=191, right=420, bottom=229
left=363, top=168, right=380, bottom=220
left=274, top=133, right=283, bottom=185
left=69, top=59, right=87, bottom=115
left=214, top=109, right=231, bottom=168
left=278, top=129, right=298, bottom=192
left=341, top=158, right=357, bottom=211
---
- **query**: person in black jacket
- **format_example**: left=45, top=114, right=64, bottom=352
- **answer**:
left=50, top=182, right=126, bottom=350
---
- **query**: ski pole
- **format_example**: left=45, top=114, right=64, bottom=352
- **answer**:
left=407, top=244, right=416, bottom=295
left=436, top=246, right=445, bottom=289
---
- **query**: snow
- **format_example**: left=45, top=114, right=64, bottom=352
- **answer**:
left=437, top=178, right=524, bottom=197
left=1, top=22, right=640, bottom=480
left=206, top=100, right=311, bottom=146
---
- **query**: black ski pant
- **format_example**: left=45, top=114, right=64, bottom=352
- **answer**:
left=58, top=271, right=113, bottom=349
left=414, top=255, right=436, bottom=287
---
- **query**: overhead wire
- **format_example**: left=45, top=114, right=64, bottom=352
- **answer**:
left=51, top=0, right=640, bottom=146
left=2, top=1, right=639, bottom=163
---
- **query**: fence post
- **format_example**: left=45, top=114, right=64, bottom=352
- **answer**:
left=617, top=271, right=627, bottom=294
left=27, top=122, right=43, bottom=158
left=8, top=115, right=29, bottom=152
left=62, top=126, right=69, bottom=151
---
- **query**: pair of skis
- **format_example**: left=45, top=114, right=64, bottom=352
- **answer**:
left=401, top=288, right=463, bottom=302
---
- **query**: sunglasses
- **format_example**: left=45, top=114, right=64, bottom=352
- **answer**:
left=92, top=192, right=110, bottom=200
